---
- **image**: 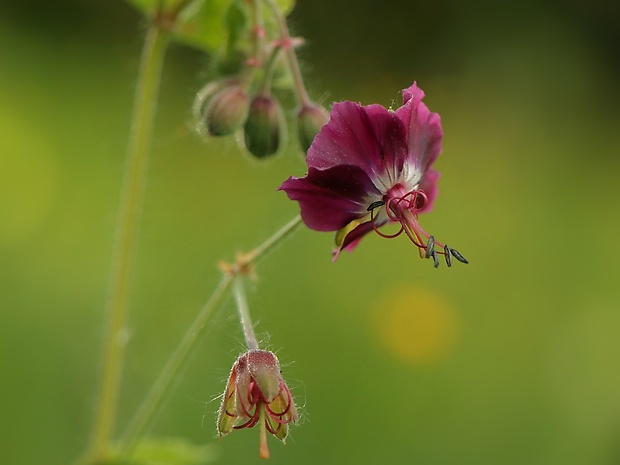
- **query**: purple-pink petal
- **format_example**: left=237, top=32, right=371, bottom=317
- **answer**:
left=279, top=165, right=381, bottom=232
left=306, top=101, right=409, bottom=185
left=279, top=82, right=446, bottom=259
left=394, top=82, right=443, bottom=175
left=418, top=168, right=439, bottom=213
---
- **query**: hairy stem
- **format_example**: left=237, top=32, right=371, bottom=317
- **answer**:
left=233, top=276, right=259, bottom=350
left=251, top=0, right=265, bottom=65
left=263, top=0, right=310, bottom=105
left=87, top=20, right=171, bottom=463
left=245, top=214, right=302, bottom=264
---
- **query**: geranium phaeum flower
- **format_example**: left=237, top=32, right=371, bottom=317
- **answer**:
left=218, top=350, right=298, bottom=459
left=279, top=82, right=467, bottom=267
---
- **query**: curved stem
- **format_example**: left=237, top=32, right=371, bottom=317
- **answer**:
left=256, top=44, right=282, bottom=95
left=118, top=214, right=302, bottom=457
left=246, top=214, right=302, bottom=265
left=251, top=0, right=266, bottom=65
left=87, top=20, right=170, bottom=463
left=262, top=0, right=310, bottom=106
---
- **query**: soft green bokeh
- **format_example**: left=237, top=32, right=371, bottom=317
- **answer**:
left=1, top=1, right=619, bottom=465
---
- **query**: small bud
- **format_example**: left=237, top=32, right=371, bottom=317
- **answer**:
left=243, top=94, right=284, bottom=158
left=202, top=84, right=250, bottom=136
left=296, top=103, right=329, bottom=152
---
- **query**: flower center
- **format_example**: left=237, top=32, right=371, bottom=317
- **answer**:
left=232, top=378, right=295, bottom=433
left=385, top=186, right=427, bottom=216
left=367, top=184, right=468, bottom=267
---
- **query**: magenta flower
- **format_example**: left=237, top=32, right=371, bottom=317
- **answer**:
left=217, top=350, right=298, bottom=459
left=279, top=82, right=467, bottom=267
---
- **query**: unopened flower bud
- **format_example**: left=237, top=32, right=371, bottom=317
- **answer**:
left=296, top=103, right=329, bottom=152
left=243, top=94, right=284, bottom=158
left=203, top=85, right=249, bottom=136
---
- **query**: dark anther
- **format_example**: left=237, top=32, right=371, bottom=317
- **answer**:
left=425, top=235, right=435, bottom=259
left=367, top=200, right=385, bottom=211
left=450, top=248, right=469, bottom=264
left=444, top=245, right=453, bottom=267
left=430, top=249, right=440, bottom=268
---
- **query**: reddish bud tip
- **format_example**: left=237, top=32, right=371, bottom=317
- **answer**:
left=202, top=85, right=250, bottom=136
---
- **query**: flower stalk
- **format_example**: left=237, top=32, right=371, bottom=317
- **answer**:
left=87, top=16, right=171, bottom=463
left=233, top=276, right=259, bottom=350
left=262, top=0, right=310, bottom=106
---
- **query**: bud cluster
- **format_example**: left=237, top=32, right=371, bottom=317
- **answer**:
left=193, top=2, right=329, bottom=159
left=197, top=77, right=328, bottom=160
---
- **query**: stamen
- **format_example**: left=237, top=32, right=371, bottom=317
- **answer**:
left=425, top=235, right=435, bottom=259
left=444, top=245, right=453, bottom=267
left=370, top=202, right=404, bottom=239
left=367, top=200, right=385, bottom=211
left=384, top=198, right=401, bottom=222
left=386, top=193, right=428, bottom=249
left=265, top=386, right=292, bottom=417
left=234, top=416, right=259, bottom=429
left=238, top=389, right=258, bottom=418
left=450, top=247, right=469, bottom=264
left=265, top=405, right=293, bottom=424
left=265, top=418, right=282, bottom=435
left=397, top=214, right=426, bottom=248
left=375, top=188, right=467, bottom=267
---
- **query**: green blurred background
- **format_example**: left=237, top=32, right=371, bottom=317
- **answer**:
left=2, top=0, right=620, bottom=464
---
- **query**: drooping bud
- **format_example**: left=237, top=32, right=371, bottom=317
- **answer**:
left=202, top=84, right=250, bottom=136
left=243, top=94, right=284, bottom=158
left=296, top=103, right=329, bottom=152
left=217, top=350, right=298, bottom=459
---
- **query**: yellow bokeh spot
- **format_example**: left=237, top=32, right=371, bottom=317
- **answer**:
left=371, top=287, right=458, bottom=366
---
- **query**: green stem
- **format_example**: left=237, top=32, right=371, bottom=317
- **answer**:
left=263, top=0, right=310, bottom=105
left=246, top=214, right=302, bottom=264
left=87, top=20, right=170, bottom=463
left=251, top=0, right=265, bottom=65
left=233, top=276, right=259, bottom=350
left=118, top=214, right=302, bottom=457
left=257, top=43, right=283, bottom=95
